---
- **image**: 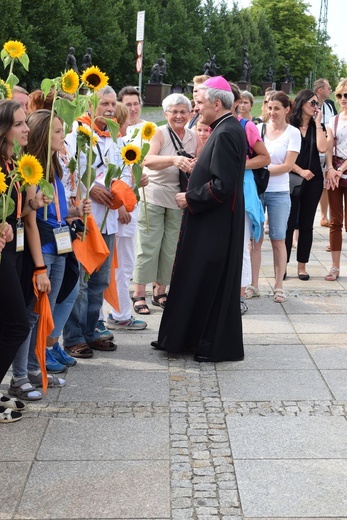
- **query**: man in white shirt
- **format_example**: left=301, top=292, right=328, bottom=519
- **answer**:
left=63, top=86, right=121, bottom=357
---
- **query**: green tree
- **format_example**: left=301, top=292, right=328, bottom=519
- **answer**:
left=250, top=0, right=316, bottom=88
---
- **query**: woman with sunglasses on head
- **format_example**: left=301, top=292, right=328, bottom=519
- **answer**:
left=324, top=79, right=347, bottom=280
left=285, top=90, right=328, bottom=280
left=246, top=91, right=301, bottom=303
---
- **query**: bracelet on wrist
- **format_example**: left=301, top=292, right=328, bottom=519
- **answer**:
left=28, top=199, right=37, bottom=211
left=34, top=265, right=47, bottom=272
left=316, top=126, right=324, bottom=129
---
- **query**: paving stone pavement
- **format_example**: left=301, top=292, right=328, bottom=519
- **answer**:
left=1, top=211, right=347, bottom=519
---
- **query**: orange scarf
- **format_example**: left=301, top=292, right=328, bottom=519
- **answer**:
left=77, top=114, right=118, bottom=138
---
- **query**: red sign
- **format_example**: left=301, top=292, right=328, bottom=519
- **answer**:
left=136, top=56, right=142, bottom=73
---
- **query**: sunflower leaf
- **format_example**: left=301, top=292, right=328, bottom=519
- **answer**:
left=133, top=184, right=140, bottom=202
left=7, top=73, right=19, bottom=89
left=81, top=166, right=96, bottom=190
left=41, top=78, right=55, bottom=98
left=132, top=163, right=143, bottom=187
left=0, top=49, right=8, bottom=61
left=2, top=55, right=11, bottom=69
left=18, top=53, right=29, bottom=71
left=104, top=118, right=120, bottom=143
left=140, top=143, right=150, bottom=161
left=0, top=196, right=15, bottom=219
left=55, top=97, right=78, bottom=130
left=104, top=163, right=121, bottom=189
left=129, top=127, right=140, bottom=141
left=39, top=179, right=54, bottom=200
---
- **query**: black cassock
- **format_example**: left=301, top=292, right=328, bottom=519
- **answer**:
left=156, top=113, right=246, bottom=362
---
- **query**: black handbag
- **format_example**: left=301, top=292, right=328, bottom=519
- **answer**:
left=167, top=125, right=194, bottom=192
left=240, top=119, right=269, bottom=195
left=289, top=124, right=314, bottom=196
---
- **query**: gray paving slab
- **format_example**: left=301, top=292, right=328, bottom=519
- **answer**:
left=37, top=416, right=169, bottom=461
left=308, top=345, right=347, bottom=369
left=216, top=344, right=316, bottom=371
left=321, top=369, right=347, bottom=400
left=0, top=418, right=48, bottom=461
left=243, top=333, right=300, bottom=345
left=299, top=332, right=347, bottom=345
left=16, top=460, right=170, bottom=519
left=69, top=342, right=168, bottom=370
left=226, top=416, right=347, bottom=458
left=290, top=313, right=347, bottom=334
left=234, top=459, right=347, bottom=517
left=0, top=462, right=31, bottom=520
left=242, top=314, right=294, bottom=334
left=59, top=367, right=169, bottom=402
left=218, top=369, right=333, bottom=401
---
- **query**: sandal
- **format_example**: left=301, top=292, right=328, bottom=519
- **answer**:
left=65, top=343, right=94, bottom=359
left=28, top=373, right=65, bottom=388
left=325, top=266, right=340, bottom=281
left=0, top=406, right=22, bottom=423
left=245, top=285, right=260, bottom=299
left=151, top=293, right=168, bottom=309
left=325, top=245, right=331, bottom=252
left=0, top=392, right=26, bottom=410
left=8, top=378, right=42, bottom=401
left=132, top=296, right=150, bottom=315
left=273, top=288, right=287, bottom=303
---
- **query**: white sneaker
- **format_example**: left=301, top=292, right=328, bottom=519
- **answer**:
left=107, top=314, right=147, bottom=330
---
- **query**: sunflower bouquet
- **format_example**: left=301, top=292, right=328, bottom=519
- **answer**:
left=0, top=155, right=44, bottom=259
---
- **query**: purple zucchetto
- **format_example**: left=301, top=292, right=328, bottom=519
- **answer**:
left=203, top=76, right=231, bottom=91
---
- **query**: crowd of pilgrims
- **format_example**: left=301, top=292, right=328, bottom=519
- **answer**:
left=1, top=74, right=346, bottom=423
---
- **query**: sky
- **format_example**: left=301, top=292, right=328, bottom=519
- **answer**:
left=237, top=0, right=345, bottom=61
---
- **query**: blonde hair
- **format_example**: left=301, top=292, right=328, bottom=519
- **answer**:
left=193, top=75, right=210, bottom=85
left=115, top=102, right=129, bottom=127
left=335, top=78, right=347, bottom=97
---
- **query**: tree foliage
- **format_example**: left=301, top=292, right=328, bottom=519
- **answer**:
left=0, top=0, right=345, bottom=94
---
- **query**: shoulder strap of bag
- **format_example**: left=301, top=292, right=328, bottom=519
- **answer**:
left=239, top=118, right=251, bottom=157
left=167, top=125, right=184, bottom=153
left=333, top=114, right=339, bottom=157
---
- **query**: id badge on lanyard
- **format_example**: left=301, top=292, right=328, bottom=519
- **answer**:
left=53, top=180, right=72, bottom=254
left=14, top=182, right=24, bottom=252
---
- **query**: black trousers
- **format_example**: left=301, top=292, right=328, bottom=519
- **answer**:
left=285, top=178, right=323, bottom=264
left=0, top=249, right=30, bottom=383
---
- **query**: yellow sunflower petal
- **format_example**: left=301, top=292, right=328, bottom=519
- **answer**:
left=121, top=144, right=141, bottom=165
left=0, top=80, right=12, bottom=100
left=61, top=69, right=79, bottom=95
left=77, top=125, right=98, bottom=146
left=80, top=66, right=109, bottom=91
left=0, top=169, right=7, bottom=194
left=17, top=154, right=43, bottom=185
left=3, top=40, right=26, bottom=59
left=141, top=122, right=156, bottom=141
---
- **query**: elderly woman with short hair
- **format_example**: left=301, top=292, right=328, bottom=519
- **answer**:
left=132, top=94, right=197, bottom=314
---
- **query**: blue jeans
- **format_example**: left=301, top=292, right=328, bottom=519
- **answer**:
left=64, top=233, right=115, bottom=346
left=50, top=280, right=79, bottom=339
left=13, top=253, right=66, bottom=376
left=263, top=191, right=291, bottom=241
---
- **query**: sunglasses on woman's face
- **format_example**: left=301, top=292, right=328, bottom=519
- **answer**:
left=308, top=99, right=319, bottom=107
left=336, top=93, right=347, bottom=99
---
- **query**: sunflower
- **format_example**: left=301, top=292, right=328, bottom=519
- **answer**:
left=77, top=125, right=98, bottom=147
left=3, top=40, right=26, bottom=59
left=121, top=144, right=141, bottom=165
left=17, top=155, right=43, bottom=185
left=0, top=80, right=12, bottom=100
left=0, top=169, right=7, bottom=194
left=61, top=69, right=79, bottom=95
left=141, top=122, right=156, bottom=141
left=80, top=66, right=109, bottom=91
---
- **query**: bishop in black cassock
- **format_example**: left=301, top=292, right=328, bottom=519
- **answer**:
left=152, top=76, right=247, bottom=362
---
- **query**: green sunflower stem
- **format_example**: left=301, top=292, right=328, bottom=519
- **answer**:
left=100, top=207, right=109, bottom=234
left=6, top=59, right=14, bottom=84
left=44, top=88, right=58, bottom=220
left=142, top=187, right=149, bottom=233
left=82, top=103, right=95, bottom=241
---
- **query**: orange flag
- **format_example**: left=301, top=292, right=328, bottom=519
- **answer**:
left=109, top=179, right=137, bottom=211
left=72, top=214, right=110, bottom=275
left=104, top=243, right=120, bottom=312
left=32, top=274, right=54, bottom=394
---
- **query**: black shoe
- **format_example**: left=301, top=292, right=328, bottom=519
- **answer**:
left=151, top=340, right=165, bottom=350
left=298, top=272, right=310, bottom=281
left=283, top=271, right=287, bottom=280
left=194, top=354, right=212, bottom=363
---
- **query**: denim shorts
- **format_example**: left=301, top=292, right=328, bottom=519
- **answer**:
left=262, top=191, right=291, bottom=240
